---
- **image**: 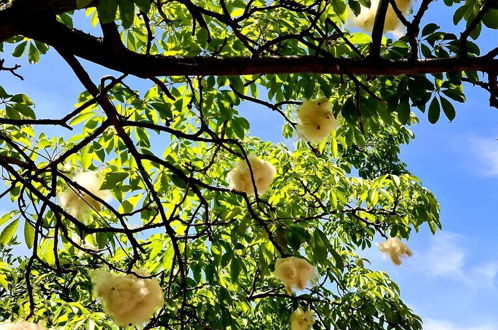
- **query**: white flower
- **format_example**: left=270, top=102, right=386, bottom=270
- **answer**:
left=92, top=269, right=164, bottom=326
left=351, top=0, right=413, bottom=35
left=0, top=320, right=45, bottom=330
left=291, top=308, right=315, bottom=330
left=59, top=171, right=111, bottom=218
left=275, top=257, right=318, bottom=294
left=379, top=237, right=413, bottom=265
left=296, top=98, right=336, bottom=143
left=227, top=154, right=276, bottom=195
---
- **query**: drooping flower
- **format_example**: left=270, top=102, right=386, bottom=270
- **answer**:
left=275, top=257, right=318, bottom=294
left=296, top=98, right=336, bottom=143
left=59, top=171, right=111, bottom=218
left=351, top=0, right=413, bottom=35
left=379, top=237, right=413, bottom=265
left=290, top=308, right=315, bottom=330
left=0, top=320, right=45, bottom=330
left=227, top=154, right=276, bottom=195
left=91, top=269, right=164, bottom=326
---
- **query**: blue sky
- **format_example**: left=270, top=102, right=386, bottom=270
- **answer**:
left=1, top=2, right=498, bottom=329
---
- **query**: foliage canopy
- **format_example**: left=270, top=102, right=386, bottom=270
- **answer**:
left=0, top=0, right=497, bottom=328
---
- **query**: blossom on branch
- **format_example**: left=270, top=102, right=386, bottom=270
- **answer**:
left=91, top=269, right=164, bottom=326
left=275, top=257, right=318, bottom=294
left=296, top=98, right=336, bottom=143
left=290, top=308, right=315, bottom=330
left=0, top=320, right=45, bottom=330
left=379, top=237, right=413, bottom=265
left=59, top=171, right=111, bottom=218
left=351, top=0, right=413, bottom=35
left=227, top=154, right=276, bottom=195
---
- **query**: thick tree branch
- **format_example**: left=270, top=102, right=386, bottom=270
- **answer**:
left=0, top=0, right=80, bottom=41
left=369, top=0, right=391, bottom=58
left=9, top=18, right=498, bottom=77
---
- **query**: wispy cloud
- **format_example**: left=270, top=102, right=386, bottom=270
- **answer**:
left=424, top=318, right=498, bottom=330
left=467, top=137, right=498, bottom=177
left=413, top=232, right=498, bottom=290
left=420, top=232, right=465, bottom=276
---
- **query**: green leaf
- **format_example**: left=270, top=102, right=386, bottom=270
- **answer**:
left=119, top=0, right=135, bottom=28
left=442, top=88, right=465, bottom=103
left=397, top=100, right=410, bottom=125
left=13, top=104, right=35, bottom=119
left=41, top=239, right=55, bottom=266
left=341, top=98, right=358, bottom=124
left=331, top=0, right=347, bottom=22
left=97, top=0, right=118, bottom=24
left=0, top=275, right=8, bottom=291
left=315, top=229, right=343, bottom=270
left=312, top=230, right=328, bottom=262
left=12, top=41, right=27, bottom=58
left=150, top=102, right=172, bottom=119
left=453, top=6, right=466, bottom=25
left=286, top=225, right=310, bottom=250
left=28, top=43, right=40, bottom=64
left=171, top=174, right=187, bottom=188
left=230, top=77, right=244, bottom=94
left=76, top=0, right=94, bottom=9
left=330, top=248, right=344, bottom=271
left=34, top=41, right=49, bottom=54
left=0, top=86, right=9, bottom=98
left=230, top=258, right=241, bottom=282
left=24, top=221, right=35, bottom=249
left=439, top=97, right=456, bottom=121
left=368, top=189, right=379, bottom=205
left=133, top=0, right=151, bottom=13
left=162, top=245, right=174, bottom=270
left=96, top=232, right=108, bottom=249
left=429, top=221, right=438, bottom=234
left=331, top=132, right=339, bottom=158
left=101, top=171, right=128, bottom=189
left=0, top=213, right=11, bottom=226
left=318, top=136, right=328, bottom=153
left=483, top=9, right=498, bottom=29
left=10, top=94, right=33, bottom=105
left=422, top=23, right=439, bottom=36
left=0, top=219, right=19, bottom=245
left=428, top=97, right=440, bottom=124
left=70, top=112, right=95, bottom=126
left=196, top=28, right=210, bottom=46
left=5, top=105, right=21, bottom=120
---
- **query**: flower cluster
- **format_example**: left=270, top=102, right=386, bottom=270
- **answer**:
left=227, top=153, right=276, bottom=195
left=291, top=308, right=315, bottom=330
left=379, top=237, right=413, bottom=265
left=275, top=256, right=318, bottom=294
left=91, top=269, right=164, bottom=326
left=0, top=320, right=45, bottom=330
left=296, top=97, right=336, bottom=143
left=59, top=171, right=111, bottom=218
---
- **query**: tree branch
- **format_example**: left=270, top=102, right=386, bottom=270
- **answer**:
left=0, top=59, right=23, bottom=80
left=369, top=0, right=391, bottom=58
left=0, top=17, right=489, bottom=78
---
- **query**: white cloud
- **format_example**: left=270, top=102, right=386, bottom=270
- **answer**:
left=424, top=318, right=498, bottom=330
left=413, top=232, right=498, bottom=290
left=421, top=232, right=465, bottom=276
left=474, top=261, right=498, bottom=289
left=424, top=318, right=457, bottom=330
left=467, top=137, right=498, bottom=177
